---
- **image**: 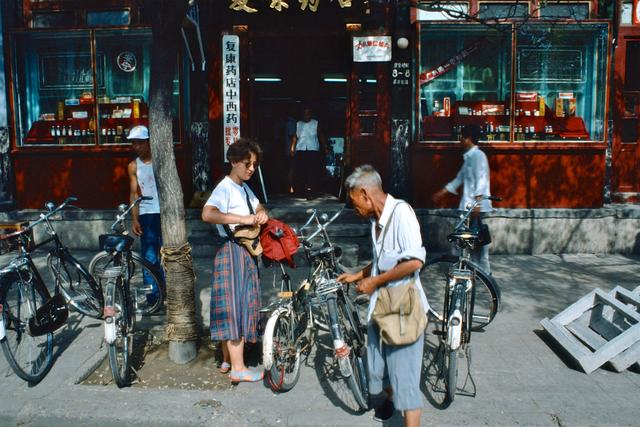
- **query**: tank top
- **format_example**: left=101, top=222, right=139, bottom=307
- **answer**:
left=295, top=119, right=320, bottom=151
left=136, top=158, right=160, bottom=214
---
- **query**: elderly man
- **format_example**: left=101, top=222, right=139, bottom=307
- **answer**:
left=338, top=165, right=428, bottom=427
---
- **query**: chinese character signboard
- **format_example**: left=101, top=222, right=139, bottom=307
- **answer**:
left=353, top=36, right=392, bottom=62
left=392, top=62, right=411, bottom=86
left=222, top=35, right=241, bottom=162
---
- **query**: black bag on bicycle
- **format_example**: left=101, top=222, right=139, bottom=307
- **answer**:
left=479, top=224, right=492, bottom=246
left=28, top=293, right=68, bottom=336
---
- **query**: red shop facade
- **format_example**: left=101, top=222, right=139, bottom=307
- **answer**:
left=1, top=1, right=638, bottom=209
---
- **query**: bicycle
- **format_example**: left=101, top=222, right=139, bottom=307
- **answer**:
left=261, top=209, right=369, bottom=411
left=426, top=195, right=501, bottom=404
left=90, top=196, right=164, bottom=387
left=0, top=197, right=103, bottom=383
left=88, top=197, right=165, bottom=316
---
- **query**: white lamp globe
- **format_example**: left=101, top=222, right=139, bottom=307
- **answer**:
left=397, top=37, right=409, bottom=49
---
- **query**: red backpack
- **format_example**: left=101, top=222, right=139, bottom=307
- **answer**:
left=260, top=218, right=300, bottom=267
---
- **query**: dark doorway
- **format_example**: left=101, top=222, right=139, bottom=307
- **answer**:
left=248, top=33, right=349, bottom=197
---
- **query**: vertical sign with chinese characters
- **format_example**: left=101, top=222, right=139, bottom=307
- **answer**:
left=391, top=62, right=411, bottom=86
left=222, top=35, right=240, bottom=162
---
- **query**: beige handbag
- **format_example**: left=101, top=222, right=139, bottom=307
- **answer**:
left=371, top=201, right=427, bottom=346
left=372, top=281, right=427, bottom=346
left=232, top=225, right=263, bottom=257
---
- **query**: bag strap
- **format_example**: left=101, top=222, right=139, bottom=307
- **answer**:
left=223, top=184, right=255, bottom=239
left=375, top=201, right=406, bottom=261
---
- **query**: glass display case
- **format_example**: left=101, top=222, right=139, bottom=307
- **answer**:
left=11, top=29, right=183, bottom=147
left=419, top=23, right=512, bottom=142
left=514, top=23, right=608, bottom=142
left=418, top=22, right=609, bottom=143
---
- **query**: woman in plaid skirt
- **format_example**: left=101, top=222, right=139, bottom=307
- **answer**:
left=202, top=139, right=268, bottom=383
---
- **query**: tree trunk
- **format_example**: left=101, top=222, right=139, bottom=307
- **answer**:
left=149, top=0, right=198, bottom=364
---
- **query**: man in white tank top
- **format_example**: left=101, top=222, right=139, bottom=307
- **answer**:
left=127, top=125, right=163, bottom=303
left=290, top=107, right=327, bottom=199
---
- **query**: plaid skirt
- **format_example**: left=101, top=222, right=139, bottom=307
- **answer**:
left=210, top=241, right=261, bottom=343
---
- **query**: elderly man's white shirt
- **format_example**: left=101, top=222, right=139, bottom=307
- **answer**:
left=367, top=194, right=429, bottom=321
left=445, top=145, right=492, bottom=212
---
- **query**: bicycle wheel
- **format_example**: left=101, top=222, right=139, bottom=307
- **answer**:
left=0, top=273, right=54, bottom=383
left=338, top=295, right=368, bottom=411
left=444, top=348, right=459, bottom=403
left=106, top=280, right=132, bottom=388
left=90, top=251, right=164, bottom=315
left=266, top=311, right=302, bottom=392
left=421, top=255, right=499, bottom=330
left=47, top=252, right=103, bottom=318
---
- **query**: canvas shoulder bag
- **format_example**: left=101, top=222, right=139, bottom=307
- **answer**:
left=371, top=201, right=427, bottom=346
left=224, top=186, right=263, bottom=257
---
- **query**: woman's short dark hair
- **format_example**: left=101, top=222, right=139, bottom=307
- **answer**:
left=226, top=138, right=263, bottom=164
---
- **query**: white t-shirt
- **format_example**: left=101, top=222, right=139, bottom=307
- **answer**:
left=205, top=176, right=260, bottom=238
left=295, top=119, right=320, bottom=151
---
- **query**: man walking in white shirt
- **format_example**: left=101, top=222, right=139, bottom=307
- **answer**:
left=433, top=124, right=493, bottom=274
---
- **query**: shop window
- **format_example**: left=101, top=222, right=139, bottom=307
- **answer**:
left=11, top=29, right=185, bottom=147
left=414, top=3, right=469, bottom=21
left=514, top=23, right=608, bottom=142
left=620, top=1, right=633, bottom=25
left=478, top=2, right=529, bottom=19
left=419, top=24, right=512, bottom=142
left=87, top=10, right=131, bottom=26
left=31, top=11, right=76, bottom=28
left=539, top=3, right=589, bottom=20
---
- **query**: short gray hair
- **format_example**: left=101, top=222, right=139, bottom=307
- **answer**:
left=344, top=165, right=382, bottom=191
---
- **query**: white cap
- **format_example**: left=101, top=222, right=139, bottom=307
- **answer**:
left=127, top=125, right=149, bottom=140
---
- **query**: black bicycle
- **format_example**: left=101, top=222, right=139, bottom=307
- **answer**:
left=261, top=210, right=369, bottom=411
left=91, top=196, right=164, bottom=387
left=88, top=197, right=164, bottom=316
left=0, top=197, right=102, bottom=383
left=427, top=196, right=501, bottom=404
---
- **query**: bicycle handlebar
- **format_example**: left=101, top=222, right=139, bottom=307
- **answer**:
left=110, top=195, right=152, bottom=231
left=303, top=209, right=342, bottom=243
left=0, top=196, right=78, bottom=241
left=453, top=195, right=501, bottom=231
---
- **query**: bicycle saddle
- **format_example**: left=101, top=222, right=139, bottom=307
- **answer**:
left=447, top=229, right=480, bottom=245
left=309, top=245, right=341, bottom=259
left=99, top=234, right=135, bottom=252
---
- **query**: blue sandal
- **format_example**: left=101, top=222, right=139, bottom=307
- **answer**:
left=229, top=368, right=264, bottom=383
left=218, top=362, right=231, bottom=374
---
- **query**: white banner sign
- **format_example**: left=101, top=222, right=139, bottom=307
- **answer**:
left=353, top=36, right=392, bottom=62
left=222, top=34, right=240, bottom=162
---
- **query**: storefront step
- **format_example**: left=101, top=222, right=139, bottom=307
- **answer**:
left=1, top=206, right=640, bottom=255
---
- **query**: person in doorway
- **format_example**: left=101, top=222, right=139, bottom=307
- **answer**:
left=290, top=106, right=327, bottom=199
left=202, top=139, right=268, bottom=383
left=337, top=165, right=428, bottom=427
left=432, top=123, right=493, bottom=274
left=127, top=125, right=162, bottom=305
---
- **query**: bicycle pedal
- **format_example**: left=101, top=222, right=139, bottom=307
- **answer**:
left=432, top=329, right=445, bottom=336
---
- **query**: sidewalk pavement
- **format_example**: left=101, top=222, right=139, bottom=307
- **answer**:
left=0, top=251, right=639, bottom=427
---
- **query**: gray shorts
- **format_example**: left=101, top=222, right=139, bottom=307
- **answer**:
left=367, top=322, right=424, bottom=411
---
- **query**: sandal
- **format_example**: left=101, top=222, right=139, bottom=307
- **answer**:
left=218, top=362, right=231, bottom=374
left=229, top=368, right=264, bottom=384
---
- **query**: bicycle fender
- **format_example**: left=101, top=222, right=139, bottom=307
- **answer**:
left=262, top=306, right=291, bottom=371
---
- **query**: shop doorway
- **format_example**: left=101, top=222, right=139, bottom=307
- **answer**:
left=612, top=32, right=640, bottom=201
left=248, top=33, right=349, bottom=197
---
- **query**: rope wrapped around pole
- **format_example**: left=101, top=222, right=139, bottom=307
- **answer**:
left=160, top=242, right=199, bottom=342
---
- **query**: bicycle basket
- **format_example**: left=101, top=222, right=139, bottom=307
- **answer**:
left=28, top=293, right=69, bottom=336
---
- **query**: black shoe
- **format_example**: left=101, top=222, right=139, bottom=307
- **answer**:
left=373, top=399, right=394, bottom=422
